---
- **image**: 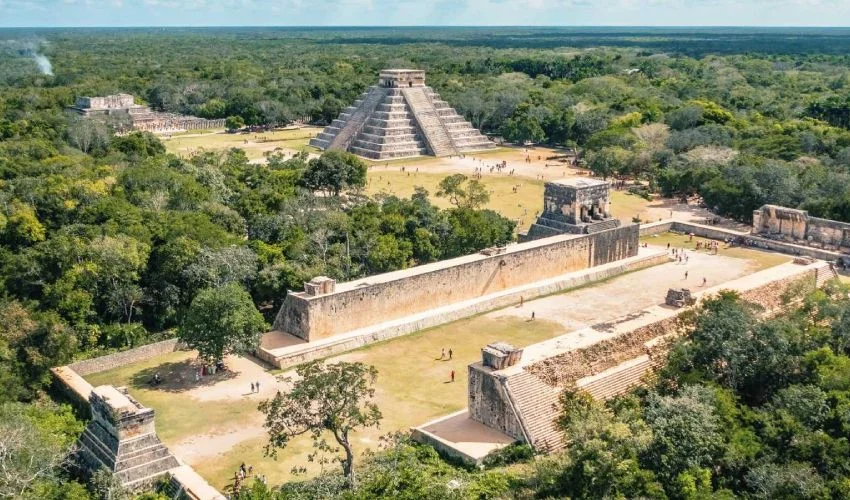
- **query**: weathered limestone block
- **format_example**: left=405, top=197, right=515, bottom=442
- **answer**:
left=665, top=288, right=693, bottom=307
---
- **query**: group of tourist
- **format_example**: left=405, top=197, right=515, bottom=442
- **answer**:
left=249, top=381, right=262, bottom=394
left=439, top=348, right=456, bottom=383
left=231, top=462, right=266, bottom=494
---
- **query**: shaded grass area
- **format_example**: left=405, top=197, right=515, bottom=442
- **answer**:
left=641, top=232, right=792, bottom=272
left=85, top=351, right=262, bottom=444
left=163, top=126, right=323, bottom=160
left=85, top=316, right=562, bottom=490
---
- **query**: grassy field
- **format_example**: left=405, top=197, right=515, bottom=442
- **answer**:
left=641, top=232, right=792, bottom=271
left=85, top=315, right=562, bottom=490
left=366, top=169, right=654, bottom=233
left=367, top=170, right=545, bottom=232
left=163, top=127, right=323, bottom=160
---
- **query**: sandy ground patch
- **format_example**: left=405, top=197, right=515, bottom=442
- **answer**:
left=488, top=246, right=752, bottom=330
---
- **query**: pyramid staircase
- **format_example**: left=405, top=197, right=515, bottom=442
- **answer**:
left=503, top=371, right=564, bottom=452
left=77, top=386, right=180, bottom=491
left=401, top=87, right=457, bottom=157
left=310, top=71, right=494, bottom=160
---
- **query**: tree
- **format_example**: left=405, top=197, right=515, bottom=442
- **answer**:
left=643, top=386, right=724, bottom=482
left=435, top=174, right=490, bottom=209
left=178, top=282, right=267, bottom=364
left=299, top=151, right=367, bottom=197
left=225, top=115, right=245, bottom=132
left=0, top=402, right=83, bottom=498
left=259, top=361, right=382, bottom=487
left=587, top=147, right=629, bottom=180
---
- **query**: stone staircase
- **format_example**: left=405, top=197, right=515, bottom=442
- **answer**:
left=401, top=87, right=458, bottom=157
left=816, top=262, right=839, bottom=287
left=323, top=87, right=389, bottom=152
left=311, top=73, right=495, bottom=160
left=504, top=371, right=564, bottom=452
left=576, top=355, right=653, bottom=400
left=585, top=219, right=622, bottom=234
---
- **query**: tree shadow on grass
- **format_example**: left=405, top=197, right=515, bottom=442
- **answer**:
left=130, top=359, right=239, bottom=394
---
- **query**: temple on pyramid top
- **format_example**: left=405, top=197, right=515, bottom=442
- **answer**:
left=310, top=69, right=495, bottom=160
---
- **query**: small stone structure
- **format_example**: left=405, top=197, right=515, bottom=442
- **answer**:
left=752, top=204, right=850, bottom=252
left=665, top=288, right=693, bottom=307
left=309, top=69, right=494, bottom=159
left=273, top=224, right=639, bottom=342
left=523, top=178, right=620, bottom=241
left=77, top=385, right=180, bottom=490
left=69, top=94, right=225, bottom=134
left=481, top=343, right=523, bottom=370
left=303, top=276, right=336, bottom=296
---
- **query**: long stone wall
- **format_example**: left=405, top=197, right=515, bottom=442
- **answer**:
left=274, top=225, right=639, bottom=341
left=68, top=339, right=183, bottom=376
left=259, top=249, right=668, bottom=369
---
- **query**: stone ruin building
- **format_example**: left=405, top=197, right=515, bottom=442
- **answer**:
left=753, top=204, right=850, bottom=253
left=77, top=385, right=180, bottom=490
left=523, top=178, right=621, bottom=241
left=70, top=94, right=225, bottom=134
left=309, top=69, right=495, bottom=159
left=457, top=259, right=837, bottom=454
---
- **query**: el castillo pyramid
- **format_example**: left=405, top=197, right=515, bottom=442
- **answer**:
left=310, top=69, right=495, bottom=160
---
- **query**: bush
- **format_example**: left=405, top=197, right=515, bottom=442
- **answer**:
left=482, top=442, right=535, bottom=468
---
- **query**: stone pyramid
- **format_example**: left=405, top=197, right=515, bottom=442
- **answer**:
left=77, top=385, right=180, bottom=490
left=310, top=69, right=495, bottom=160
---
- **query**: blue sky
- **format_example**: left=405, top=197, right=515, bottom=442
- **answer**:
left=1, top=0, right=849, bottom=27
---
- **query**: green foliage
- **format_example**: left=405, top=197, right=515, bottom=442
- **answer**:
left=0, top=401, right=87, bottom=498
left=299, top=151, right=367, bottom=197
left=259, top=361, right=382, bottom=487
left=435, top=174, right=490, bottom=209
left=481, top=442, right=535, bottom=468
left=178, top=282, right=267, bottom=363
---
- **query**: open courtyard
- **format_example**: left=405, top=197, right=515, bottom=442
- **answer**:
left=83, top=235, right=790, bottom=491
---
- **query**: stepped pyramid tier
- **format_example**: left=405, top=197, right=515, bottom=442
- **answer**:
left=523, top=178, right=621, bottom=241
left=310, top=69, right=495, bottom=160
left=76, top=385, right=180, bottom=491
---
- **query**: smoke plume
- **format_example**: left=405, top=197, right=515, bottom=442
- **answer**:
left=1, top=39, right=54, bottom=76
left=32, top=53, right=53, bottom=75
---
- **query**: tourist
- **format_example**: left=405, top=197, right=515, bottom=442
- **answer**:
left=702, top=277, right=707, bottom=286
left=449, top=348, right=453, bottom=360
left=531, top=311, right=536, bottom=320
left=685, top=271, right=689, bottom=279
left=450, top=370, right=455, bottom=382
left=520, top=296, right=524, bottom=307
left=250, top=382, right=255, bottom=393
left=441, top=348, right=445, bottom=359
left=256, top=381, right=260, bottom=392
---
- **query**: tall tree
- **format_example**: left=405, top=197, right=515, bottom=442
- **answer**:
left=259, top=361, right=382, bottom=487
left=178, top=282, right=267, bottom=364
